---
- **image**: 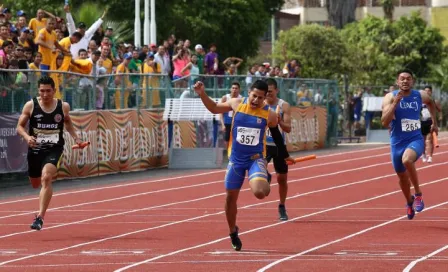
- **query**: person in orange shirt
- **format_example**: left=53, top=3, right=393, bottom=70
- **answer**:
left=28, top=9, right=56, bottom=41
left=114, top=53, right=132, bottom=109
left=57, top=31, right=82, bottom=71
left=141, top=52, right=162, bottom=108
left=36, top=18, right=69, bottom=72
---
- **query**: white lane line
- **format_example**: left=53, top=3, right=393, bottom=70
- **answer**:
left=0, top=149, right=400, bottom=219
left=402, top=245, right=448, bottom=272
left=0, top=150, right=446, bottom=266
left=257, top=199, right=448, bottom=272
left=0, top=159, right=399, bottom=239
left=0, top=144, right=395, bottom=206
left=112, top=176, right=448, bottom=272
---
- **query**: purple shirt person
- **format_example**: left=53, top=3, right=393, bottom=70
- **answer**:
left=205, top=44, right=218, bottom=74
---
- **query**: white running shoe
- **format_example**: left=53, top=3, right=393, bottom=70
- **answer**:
left=427, top=156, right=432, bottom=163
left=422, top=154, right=427, bottom=162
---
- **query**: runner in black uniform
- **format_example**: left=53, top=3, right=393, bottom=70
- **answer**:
left=264, top=78, right=292, bottom=221
left=17, top=76, right=82, bottom=230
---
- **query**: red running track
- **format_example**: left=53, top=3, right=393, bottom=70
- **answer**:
left=0, top=140, right=447, bottom=272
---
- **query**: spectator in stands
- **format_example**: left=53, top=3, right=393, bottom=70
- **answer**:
left=100, top=46, right=113, bottom=74
left=36, top=18, right=68, bottom=71
left=0, top=23, right=11, bottom=47
left=114, top=52, right=132, bottom=109
left=204, top=43, right=218, bottom=75
left=15, top=11, right=27, bottom=31
left=65, top=5, right=105, bottom=59
left=129, top=48, right=142, bottom=107
left=194, top=44, right=205, bottom=75
left=28, top=9, right=55, bottom=40
left=141, top=52, right=161, bottom=107
left=172, top=47, right=190, bottom=90
left=223, top=57, right=243, bottom=75
left=181, top=53, right=199, bottom=87
left=139, top=45, right=149, bottom=62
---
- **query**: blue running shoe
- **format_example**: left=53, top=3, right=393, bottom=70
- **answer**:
left=30, top=215, right=43, bottom=230
left=414, top=194, right=424, bottom=212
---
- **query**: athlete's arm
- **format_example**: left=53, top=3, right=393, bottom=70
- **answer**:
left=381, top=92, right=401, bottom=127
left=194, top=81, right=235, bottom=114
left=279, top=102, right=292, bottom=133
left=420, top=91, right=439, bottom=134
left=62, top=102, right=82, bottom=144
left=16, top=101, right=36, bottom=147
left=220, top=95, right=227, bottom=129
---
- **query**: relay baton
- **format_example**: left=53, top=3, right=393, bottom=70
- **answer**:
left=286, top=155, right=317, bottom=165
left=72, top=141, right=90, bottom=150
left=433, top=132, right=439, bottom=148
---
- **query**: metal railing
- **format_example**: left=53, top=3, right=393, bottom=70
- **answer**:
left=0, top=69, right=339, bottom=146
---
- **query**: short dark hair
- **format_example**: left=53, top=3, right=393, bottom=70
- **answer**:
left=231, top=82, right=240, bottom=89
left=38, top=76, right=55, bottom=89
left=250, top=80, right=268, bottom=95
left=71, top=31, right=83, bottom=40
left=78, top=48, right=87, bottom=55
left=397, top=69, right=414, bottom=78
left=265, top=78, right=278, bottom=89
left=424, top=85, right=432, bottom=91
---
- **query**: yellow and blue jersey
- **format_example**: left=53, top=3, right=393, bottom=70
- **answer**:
left=228, top=98, right=270, bottom=164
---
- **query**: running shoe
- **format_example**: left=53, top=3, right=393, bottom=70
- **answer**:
left=421, top=154, right=427, bottom=162
left=229, top=226, right=242, bottom=251
left=278, top=204, right=288, bottom=221
left=414, top=193, right=424, bottom=212
left=407, top=196, right=415, bottom=220
left=30, top=215, right=43, bottom=231
left=427, top=156, right=432, bottom=163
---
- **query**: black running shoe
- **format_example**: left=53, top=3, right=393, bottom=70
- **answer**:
left=278, top=204, right=288, bottom=221
left=30, top=215, right=43, bottom=231
left=229, top=226, right=242, bottom=251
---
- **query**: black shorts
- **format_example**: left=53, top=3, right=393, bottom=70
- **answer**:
left=265, top=145, right=288, bottom=174
left=27, top=147, right=64, bottom=178
left=421, top=120, right=432, bottom=136
left=224, top=124, right=232, bottom=142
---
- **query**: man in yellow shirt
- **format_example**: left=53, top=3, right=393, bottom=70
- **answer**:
left=114, top=53, right=132, bottom=109
left=36, top=18, right=70, bottom=72
left=28, top=9, right=56, bottom=42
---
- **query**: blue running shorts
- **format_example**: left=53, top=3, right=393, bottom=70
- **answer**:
left=391, top=138, right=424, bottom=173
left=224, top=158, right=268, bottom=190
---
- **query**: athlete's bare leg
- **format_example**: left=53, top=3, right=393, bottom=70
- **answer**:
left=38, top=163, right=57, bottom=219
left=402, top=148, right=421, bottom=195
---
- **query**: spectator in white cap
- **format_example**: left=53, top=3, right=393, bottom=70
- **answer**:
left=195, top=44, right=205, bottom=75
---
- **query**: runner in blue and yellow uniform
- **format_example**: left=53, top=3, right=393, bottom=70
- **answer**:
left=381, top=69, right=438, bottom=220
left=194, top=80, right=294, bottom=251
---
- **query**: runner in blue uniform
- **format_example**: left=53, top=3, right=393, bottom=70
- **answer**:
left=381, top=70, right=438, bottom=220
left=194, top=80, right=293, bottom=251
left=220, top=82, right=242, bottom=149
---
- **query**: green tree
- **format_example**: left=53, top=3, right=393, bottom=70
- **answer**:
left=273, top=24, right=349, bottom=79
left=342, top=12, right=447, bottom=85
left=4, top=0, right=283, bottom=59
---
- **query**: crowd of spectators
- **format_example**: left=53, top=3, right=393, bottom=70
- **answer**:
left=0, top=4, right=303, bottom=111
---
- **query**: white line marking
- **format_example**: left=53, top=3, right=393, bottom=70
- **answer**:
left=0, top=158, right=401, bottom=239
left=0, top=150, right=446, bottom=267
left=0, top=150, right=403, bottom=220
left=403, top=245, right=448, bottom=271
left=257, top=201, right=448, bottom=271
left=0, top=144, right=395, bottom=206
left=0, top=156, right=446, bottom=242
left=112, top=176, right=448, bottom=272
